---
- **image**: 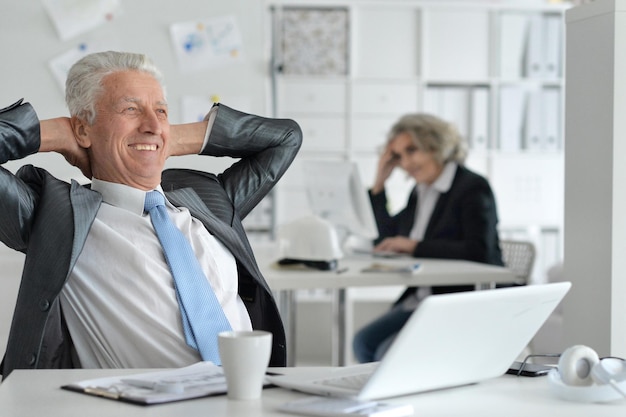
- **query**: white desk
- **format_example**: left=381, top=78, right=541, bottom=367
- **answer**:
left=1, top=368, right=624, bottom=416
left=254, top=247, right=518, bottom=366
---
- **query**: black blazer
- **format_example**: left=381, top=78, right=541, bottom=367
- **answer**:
left=0, top=101, right=302, bottom=377
left=370, top=165, right=503, bottom=301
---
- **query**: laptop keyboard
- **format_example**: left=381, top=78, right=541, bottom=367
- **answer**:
left=313, top=373, right=371, bottom=390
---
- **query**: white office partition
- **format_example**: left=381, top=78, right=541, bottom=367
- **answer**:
left=564, top=0, right=626, bottom=358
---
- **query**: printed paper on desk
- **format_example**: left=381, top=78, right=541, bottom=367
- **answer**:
left=61, top=361, right=265, bottom=405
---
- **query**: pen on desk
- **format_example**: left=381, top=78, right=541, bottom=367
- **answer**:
left=84, top=386, right=121, bottom=399
left=336, top=267, right=348, bottom=274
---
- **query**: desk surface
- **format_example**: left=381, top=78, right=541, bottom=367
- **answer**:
left=258, top=251, right=517, bottom=291
left=1, top=368, right=624, bottom=416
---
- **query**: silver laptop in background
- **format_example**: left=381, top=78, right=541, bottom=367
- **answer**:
left=268, top=282, right=571, bottom=400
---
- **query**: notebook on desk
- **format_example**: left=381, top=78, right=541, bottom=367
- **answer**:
left=268, top=281, right=571, bottom=401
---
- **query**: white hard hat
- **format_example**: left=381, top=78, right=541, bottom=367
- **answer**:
left=277, top=215, right=343, bottom=268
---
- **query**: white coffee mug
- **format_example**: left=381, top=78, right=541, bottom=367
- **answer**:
left=218, top=330, right=273, bottom=400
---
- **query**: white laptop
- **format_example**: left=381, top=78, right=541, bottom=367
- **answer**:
left=268, top=282, right=571, bottom=400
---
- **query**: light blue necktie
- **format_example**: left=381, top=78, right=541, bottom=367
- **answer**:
left=144, top=190, right=231, bottom=364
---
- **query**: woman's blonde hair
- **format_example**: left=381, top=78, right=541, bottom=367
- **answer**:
left=386, top=113, right=468, bottom=165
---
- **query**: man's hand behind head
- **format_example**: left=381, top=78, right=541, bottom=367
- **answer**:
left=39, top=117, right=92, bottom=179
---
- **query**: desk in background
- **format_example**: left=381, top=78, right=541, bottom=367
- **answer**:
left=1, top=368, right=623, bottom=416
left=254, top=246, right=518, bottom=366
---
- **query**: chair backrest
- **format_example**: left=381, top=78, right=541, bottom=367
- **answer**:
left=500, top=240, right=536, bottom=284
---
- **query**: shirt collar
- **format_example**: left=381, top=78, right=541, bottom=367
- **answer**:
left=417, top=161, right=458, bottom=194
left=91, top=179, right=166, bottom=215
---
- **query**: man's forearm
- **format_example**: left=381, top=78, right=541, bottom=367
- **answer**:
left=39, top=117, right=92, bottom=178
left=39, top=118, right=73, bottom=153
left=169, top=120, right=208, bottom=157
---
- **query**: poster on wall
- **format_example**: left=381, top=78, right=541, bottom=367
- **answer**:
left=280, top=7, right=349, bottom=75
left=170, top=15, right=244, bottom=74
left=49, top=42, right=114, bottom=92
left=42, top=0, right=120, bottom=41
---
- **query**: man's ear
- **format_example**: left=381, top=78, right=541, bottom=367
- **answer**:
left=70, top=116, right=91, bottom=148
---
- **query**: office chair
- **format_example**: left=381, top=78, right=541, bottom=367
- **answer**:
left=499, top=240, right=536, bottom=285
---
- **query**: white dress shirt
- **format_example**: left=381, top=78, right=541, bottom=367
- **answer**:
left=59, top=179, right=252, bottom=369
left=409, top=161, right=458, bottom=240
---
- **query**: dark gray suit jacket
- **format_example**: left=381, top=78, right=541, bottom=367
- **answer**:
left=0, top=100, right=302, bottom=377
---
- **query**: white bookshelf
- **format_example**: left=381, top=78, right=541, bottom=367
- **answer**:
left=266, top=0, right=569, bottom=284
left=264, top=0, right=572, bottom=365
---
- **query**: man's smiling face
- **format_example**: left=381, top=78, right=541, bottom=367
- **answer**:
left=79, top=70, right=171, bottom=190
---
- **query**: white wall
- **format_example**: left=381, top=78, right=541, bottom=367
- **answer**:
left=0, top=0, right=270, bottom=175
left=563, top=0, right=626, bottom=357
left=0, top=0, right=269, bottom=355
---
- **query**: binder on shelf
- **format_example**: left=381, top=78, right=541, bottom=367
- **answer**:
left=542, top=88, right=561, bottom=151
left=470, top=88, right=489, bottom=151
left=441, top=87, right=469, bottom=140
left=543, top=14, right=562, bottom=79
left=498, top=86, right=526, bottom=152
left=524, top=89, right=544, bottom=151
left=524, top=14, right=545, bottom=78
left=499, top=12, right=529, bottom=79
left=423, top=87, right=469, bottom=140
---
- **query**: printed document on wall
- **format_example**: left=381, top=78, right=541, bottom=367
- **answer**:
left=49, top=42, right=114, bottom=93
left=170, top=16, right=244, bottom=73
left=43, top=0, right=120, bottom=41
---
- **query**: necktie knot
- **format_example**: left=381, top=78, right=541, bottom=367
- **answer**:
left=145, top=190, right=165, bottom=212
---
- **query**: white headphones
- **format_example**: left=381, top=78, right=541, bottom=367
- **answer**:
left=548, top=345, right=626, bottom=402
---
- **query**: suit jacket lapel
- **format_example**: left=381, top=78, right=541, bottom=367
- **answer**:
left=423, top=166, right=463, bottom=239
left=424, top=191, right=449, bottom=239
left=165, top=188, right=269, bottom=292
left=69, top=180, right=101, bottom=270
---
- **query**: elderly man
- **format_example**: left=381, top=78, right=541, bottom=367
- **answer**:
left=0, top=51, right=302, bottom=378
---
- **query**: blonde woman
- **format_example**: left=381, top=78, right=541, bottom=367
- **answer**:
left=353, top=113, right=503, bottom=363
